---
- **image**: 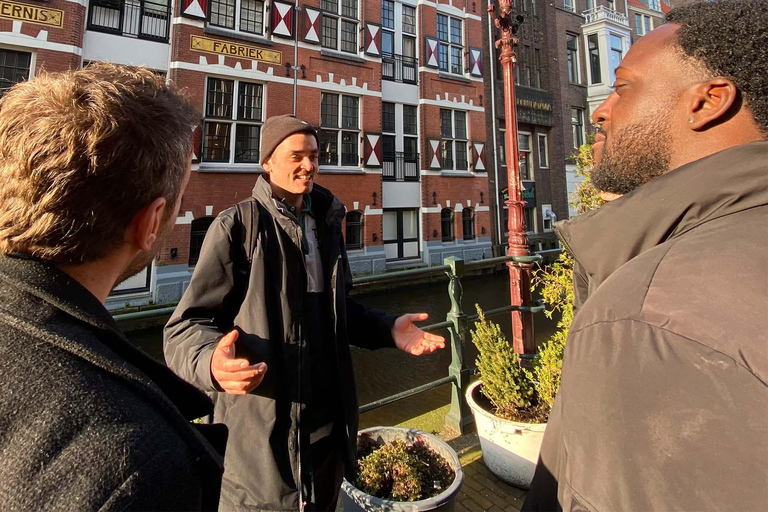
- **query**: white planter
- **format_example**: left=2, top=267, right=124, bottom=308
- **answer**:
left=465, top=380, right=546, bottom=490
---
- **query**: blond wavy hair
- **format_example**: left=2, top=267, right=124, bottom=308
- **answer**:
left=0, top=62, right=198, bottom=265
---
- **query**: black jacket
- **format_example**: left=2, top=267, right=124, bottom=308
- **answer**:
left=164, top=177, right=397, bottom=511
left=524, top=141, right=768, bottom=511
left=0, top=255, right=225, bottom=511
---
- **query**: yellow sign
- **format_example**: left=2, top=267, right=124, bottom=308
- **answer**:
left=191, top=35, right=282, bottom=65
left=0, top=0, right=63, bottom=28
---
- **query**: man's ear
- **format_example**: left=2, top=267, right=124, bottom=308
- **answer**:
left=127, top=197, right=167, bottom=251
left=686, top=78, right=739, bottom=130
left=262, top=157, right=271, bottom=173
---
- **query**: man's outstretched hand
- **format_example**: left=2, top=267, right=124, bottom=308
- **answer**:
left=392, top=313, right=446, bottom=356
left=211, top=330, right=267, bottom=395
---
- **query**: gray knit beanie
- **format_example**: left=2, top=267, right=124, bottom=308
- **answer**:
left=260, top=115, right=319, bottom=165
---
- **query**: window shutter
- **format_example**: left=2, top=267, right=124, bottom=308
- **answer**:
left=363, top=133, right=382, bottom=167
left=180, top=0, right=207, bottom=19
left=469, top=47, right=483, bottom=77
left=271, top=1, right=295, bottom=39
left=427, top=139, right=441, bottom=169
left=425, top=37, right=439, bottom=68
left=473, top=143, right=486, bottom=171
left=364, top=23, right=381, bottom=56
left=303, top=7, right=320, bottom=43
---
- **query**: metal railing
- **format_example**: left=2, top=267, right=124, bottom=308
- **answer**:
left=382, top=53, right=418, bottom=85
left=114, top=253, right=545, bottom=434
left=88, top=0, right=171, bottom=42
left=582, top=5, right=629, bottom=26
left=382, top=151, right=419, bottom=182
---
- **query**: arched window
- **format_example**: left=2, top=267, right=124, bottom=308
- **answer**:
left=462, top=207, right=475, bottom=240
left=345, top=211, right=364, bottom=250
left=441, top=208, right=455, bottom=242
left=189, top=216, right=215, bottom=265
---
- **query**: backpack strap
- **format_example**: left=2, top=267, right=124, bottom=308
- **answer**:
left=234, top=197, right=260, bottom=266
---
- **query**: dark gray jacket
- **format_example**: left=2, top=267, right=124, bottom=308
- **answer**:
left=0, top=255, right=225, bottom=511
left=164, top=177, right=397, bottom=511
left=524, top=141, right=768, bottom=511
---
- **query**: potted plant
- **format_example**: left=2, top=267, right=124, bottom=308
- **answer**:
left=340, top=426, right=464, bottom=512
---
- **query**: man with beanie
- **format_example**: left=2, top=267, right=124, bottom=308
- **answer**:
left=165, top=115, right=445, bottom=511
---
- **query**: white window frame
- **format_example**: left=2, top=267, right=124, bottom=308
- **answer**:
left=518, top=131, right=534, bottom=181
left=201, top=76, right=264, bottom=165
left=440, top=108, right=469, bottom=172
left=319, top=92, right=360, bottom=168
left=563, top=0, right=575, bottom=13
left=571, top=107, right=585, bottom=149
left=537, top=133, right=549, bottom=169
left=648, top=0, right=661, bottom=12
left=321, top=0, right=359, bottom=54
left=541, top=204, right=554, bottom=232
left=208, top=0, right=267, bottom=35
left=635, top=13, right=653, bottom=36
left=436, top=13, right=464, bottom=76
left=498, top=128, right=506, bottom=167
left=608, top=32, right=625, bottom=86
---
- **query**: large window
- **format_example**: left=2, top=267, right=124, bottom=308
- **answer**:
left=209, top=0, right=265, bottom=35
left=538, top=134, right=549, bottom=169
left=320, top=92, right=359, bottom=166
left=0, top=49, right=31, bottom=97
left=345, top=211, right=364, bottom=250
left=402, top=5, right=415, bottom=34
left=203, top=77, right=263, bottom=163
left=462, top=208, right=475, bottom=240
left=609, top=34, right=623, bottom=85
left=88, top=0, right=171, bottom=41
left=189, top=217, right=215, bottom=265
left=441, top=208, right=455, bottom=242
left=635, top=14, right=652, bottom=36
left=437, top=14, right=463, bottom=75
left=518, top=133, right=532, bottom=180
left=440, top=109, right=468, bottom=171
left=571, top=108, right=584, bottom=149
left=322, top=0, right=358, bottom=53
left=566, top=34, right=579, bottom=83
left=587, top=34, right=602, bottom=84
left=524, top=207, right=536, bottom=234
left=648, top=0, right=661, bottom=11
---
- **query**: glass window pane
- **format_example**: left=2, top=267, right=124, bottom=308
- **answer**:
left=210, top=0, right=235, bottom=28
left=403, top=105, right=417, bottom=135
left=235, top=124, right=261, bottom=163
left=341, top=0, right=356, bottom=18
left=441, top=209, right=454, bottom=241
left=402, top=210, right=418, bottom=238
left=441, top=140, right=453, bottom=169
left=403, top=137, right=418, bottom=158
left=437, top=14, right=448, bottom=42
left=383, top=211, right=398, bottom=240
left=341, top=131, right=358, bottom=166
left=382, top=30, right=394, bottom=55
left=451, top=46, right=462, bottom=74
left=382, top=0, right=394, bottom=29
left=450, top=18, right=462, bottom=44
left=538, top=135, right=548, bottom=168
left=0, top=49, right=31, bottom=97
left=322, top=15, right=338, bottom=49
left=240, top=0, right=264, bottom=34
left=438, top=43, right=448, bottom=71
left=588, top=34, right=601, bottom=84
left=206, top=77, right=234, bottom=118
left=342, top=96, right=358, bottom=129
left=455, top=142, right=468, bottom=170
left=402, top=36, right=416, bottom=58
left=322, top=0, right=337, bottom=12
left=341, top=20, right=357, bottom=53
left=518, top=133, right=531, bottom=151
left=321, top=93, right=339, bottom=127
left=402, top=5, right=415, bottom=34
left=319, top=129, right=338, bottom=165
left=440, top=109, right=452, bottom=137
left=203, top=121, right=231, bottom=162
left=454, top=111, right=466, bottom=139
left=382, top=102, right=396, bottom=133
left=237, top=82, right=263, bottom=120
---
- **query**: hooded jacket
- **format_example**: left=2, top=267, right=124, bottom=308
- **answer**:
left=0, top=256, right=225, bottom=511
left=164, top=177, right=397, bottom=511
left=524, top=141, right=768, bottom=511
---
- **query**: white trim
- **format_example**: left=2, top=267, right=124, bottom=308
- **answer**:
left=476, top=205, right=490, bottom=212
left=417, top=65, right=483, bottom=83
left=419, top=97, right=483, bottom=112
left=537, top=133, right=549, bottom=169
left=176, top=211, right=195, bottom=225
left=417, top=0, right=482, bottom=21
left=363, top=206, right=383, bottom=215
left=0, top=25, right=82, bottom=56
left=63, top=0, right=88, bottom=6
left=172, top=17, right=206, bottom=28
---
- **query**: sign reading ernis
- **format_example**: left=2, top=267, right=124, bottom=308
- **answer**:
left=190, top=35, right=281, bottom=65
left=0, top=0, right=64, bottom=28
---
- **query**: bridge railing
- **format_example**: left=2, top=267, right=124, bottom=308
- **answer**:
left=113, top=253, right=549, bottom=434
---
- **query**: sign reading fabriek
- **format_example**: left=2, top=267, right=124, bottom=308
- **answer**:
left=0, top=0, right=64, bottom=28
left=191, top=35, right=282, bottom=65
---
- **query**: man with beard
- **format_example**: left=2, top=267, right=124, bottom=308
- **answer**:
left=524, top=1, right=767, bottom=510
left=0, top=64, right=225, bottom=510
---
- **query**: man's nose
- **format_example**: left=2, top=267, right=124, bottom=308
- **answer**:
left=591, top=96, right=612, bottom=126
left=300, top=157, right=314, bottom=171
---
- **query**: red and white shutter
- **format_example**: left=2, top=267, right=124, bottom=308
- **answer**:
left=364, top=23, right=381, bottom=56
left=428, top=139, right=441, bottom=169
left=473, top=143, right=486, bottom=171
left=425, top=37, right=439, bottom=68
left=363, top=133, right=382, bottom=167
left=181, top=0, right=207, bottom=19
left=303, top=7, right=320, bottom=44
left=271, top=1, right=295, bottom=39
left=469, top=47, right=483, bottom=77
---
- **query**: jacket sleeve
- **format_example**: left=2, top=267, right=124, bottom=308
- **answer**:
left=341, top=244, right=397, bottom=350
left=164, top=212, right=244, bottom=392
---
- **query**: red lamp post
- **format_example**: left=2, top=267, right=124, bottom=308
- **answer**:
left=488, top=2, right=535, bottom=354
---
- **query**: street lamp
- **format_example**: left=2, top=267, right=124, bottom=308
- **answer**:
left=488, top=1, right=535, bottom=354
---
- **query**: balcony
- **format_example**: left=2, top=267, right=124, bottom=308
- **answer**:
left=382, top=54, right=418, bottom=85
left=382, top=152, right=419, bottom=182
left=88, top=0, right=171, bottom=43
left=582, top=5, right=629, bottom=26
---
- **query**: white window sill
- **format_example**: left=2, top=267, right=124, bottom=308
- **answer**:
left=197, top=163, right=265, bottom=173
left=320, top=48, right=366, bottom=63
left=319, top=166, right=364, bottom=174
left=204, top=25, right=274, bottom=46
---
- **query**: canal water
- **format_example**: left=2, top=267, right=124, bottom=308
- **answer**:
left=126, top=271, right=560, bottom=431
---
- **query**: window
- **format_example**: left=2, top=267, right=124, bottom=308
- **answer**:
left=533, top=48, right=542, bottom=88
left=440, top=109, right=468, bottom=171
left=402, top=5, right=415, bottom=34
left=648, top=0, right=661, bottom=11
left=538, top=134, right=549, bottom=169
left=189, top=217, right=215, bottom=265
left=403, top=105, right=417, bottom=135
left=498, top=128, right=506, bottom=167
left=209, top=0, right=265, bottom=34
left=571, top=108, right=584, bottom=148
left=587, top=33, right=602, bottom=84
left=441, top=208, right=455, bottom=242
left=382, top=0, right=394, bottom=29
left=462, top=208, right=475, bottom=240
left=542, top=204, right=554, bottom=232
left=564, top=0, right=575, bottom=12
left=518, top=133, right=532, bottom=180
left=437, top=14, right=463, bottom=75
left=524, top=207, right=536, bottom=234
left=322, top=0, right=358, bottom=53
left=0, top=49, right=31, bottom=97
left=382, top=102, right=395, bottom=132
left=203, top=78, right=263, bottom=163
left=566, top=34, right=579, bottom=83
left=609, top=34, right=623, bottom=85
left=345, top=211, right=364, bottom=250
left=522, top=45, right=531, bottom=86
left=319, top=93, right=359, bottom=166
left=635, top=14, right=652, bottom=36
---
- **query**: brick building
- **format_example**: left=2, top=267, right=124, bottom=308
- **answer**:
left=0, top=0, right=496, bottom=308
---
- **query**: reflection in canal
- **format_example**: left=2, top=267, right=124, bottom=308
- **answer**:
left=126, top=271, right=559, bottom=430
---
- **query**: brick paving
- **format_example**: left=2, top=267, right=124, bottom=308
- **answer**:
left=456, top=447, right=528, bottom=512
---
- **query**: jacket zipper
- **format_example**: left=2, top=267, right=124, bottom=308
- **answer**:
left=296, top=223, right=306, bottom=512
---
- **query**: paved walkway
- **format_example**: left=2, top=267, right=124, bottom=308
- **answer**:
left=456, top=445, right=528, bottom=512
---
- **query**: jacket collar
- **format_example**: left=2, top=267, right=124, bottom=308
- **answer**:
left=555, top=140, right=768, bottom=291
left=252, top=175, right=346, bottom=227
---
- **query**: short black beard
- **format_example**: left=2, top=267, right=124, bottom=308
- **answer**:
left=592, top=121, right=673, bottom=195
